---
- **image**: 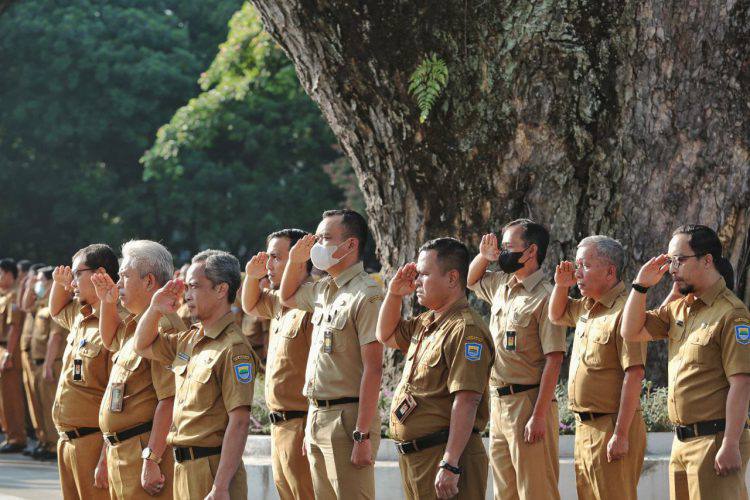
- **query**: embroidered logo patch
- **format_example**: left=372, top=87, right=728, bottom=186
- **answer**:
left=735, top=325, right=750, bottom=345
left=465, top=342, right=482, bottom=361
left=234, top=363, right=254, bottom=384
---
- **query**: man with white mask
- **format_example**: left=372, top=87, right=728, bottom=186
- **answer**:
left=279, top=209, right=384, bottom=500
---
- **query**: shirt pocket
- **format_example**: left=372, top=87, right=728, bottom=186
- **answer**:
left=507, top=311, right=533, bottom=352
left=114, top=349, right=147, bottom=389
left=75, top=341, right=102, bottom=385
left=184, top=355, right=219, bottom=411
left=413, top=340, right=442, bottom=387
left=681, top=329, right=713, bottom=365
left=324, top=308, right=350, bottom=351
left=585, top=325, right=611, bottom=366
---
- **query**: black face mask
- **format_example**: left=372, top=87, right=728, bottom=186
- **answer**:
left=498, top=248, right=528, bottom=273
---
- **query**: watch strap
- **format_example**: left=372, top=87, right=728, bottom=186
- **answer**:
left=631, top=282, right=649, bottom=294
left=439, top=460, right=461, bottom=474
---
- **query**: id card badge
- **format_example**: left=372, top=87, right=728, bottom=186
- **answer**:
left=109, top=383, right=124, bottom=412
left=505, top=331, right=517, bottom=351
left=323, top=330, right=333, bottom=354
left=393, top=393, right=418, bottom=423
left=73, top=359, right=83, bottom=381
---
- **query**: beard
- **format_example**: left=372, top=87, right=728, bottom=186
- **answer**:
left=678, top=283, right=695, bottom=295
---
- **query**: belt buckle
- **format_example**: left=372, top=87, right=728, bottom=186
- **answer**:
left=396, top=442, right=406, bottom=455
left=59, top=431, right=70, bottom=442
left=676, top=426, right=687, bottom=441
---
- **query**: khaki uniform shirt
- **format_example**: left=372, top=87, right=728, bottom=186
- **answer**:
left=30, top=305, right=67, bottom=361
left=389, top=297, right=495, bottom=442
left=293, top=261, right=383, bottom=400
left=0, top=289, right=20, bottom=343
left=253, top=289, right=312, bottom=412
left=558, top=282, right=647, bottom=413
left=20, top=297, right=43, bottom=352
left=149, top=311, right=258, bottom=447
left=469, top=269, right=566, bottom=387
left=644, top=277, right=750, bottom=425
left=99, top=312, right=184, bottom=434
left=52, top=301, right=114, bottom=431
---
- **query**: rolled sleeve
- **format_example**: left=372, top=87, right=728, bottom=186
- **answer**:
left=445, top=326, right=492, bottom=394
left=220, top=343, right=257, bottom=412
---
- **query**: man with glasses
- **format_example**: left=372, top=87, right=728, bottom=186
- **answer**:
left=622, top=225, right=750, bottom=499
left=549, top=236, right=647, bottom=500
left=467, top=219, right=565, bottom=500
left=50, top=244, right=120, bottom=499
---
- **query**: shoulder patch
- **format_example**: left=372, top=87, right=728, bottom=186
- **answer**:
left=232, top=354, right=251, bottom=362
left=735, top=324, right=750, bottom=345
left=234, top=362, right=254, bottom=384
left=367, top=295, right=384, bottom=305
left=464, top=341, right=482, bottom=361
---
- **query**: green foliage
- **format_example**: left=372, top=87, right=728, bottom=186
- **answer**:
left=408, top=54, right=449, bottom=123
left=141, top=3, right=345, bottom=262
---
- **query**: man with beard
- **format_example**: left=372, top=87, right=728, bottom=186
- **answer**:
left=91, top=240, right=185, bottom=499
left=242, top=228, right=315, bottom=500
left=50, top=244, right=120, bottom=498
left=622, top=225, right=750, bottom=500
left=467, top=220, right=566, bottom=500
left=377, top=238, right=494, bottom=499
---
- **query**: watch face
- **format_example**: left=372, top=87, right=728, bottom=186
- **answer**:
left=141, top=447, right=151, bottom=459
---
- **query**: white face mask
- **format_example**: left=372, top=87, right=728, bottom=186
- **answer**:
left=310, top=241, right=352, bottom=271
left=34, top=281, right=46, bottom=297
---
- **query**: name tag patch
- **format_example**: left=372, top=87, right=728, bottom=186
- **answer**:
left=177, top=352, right=190, bottom=362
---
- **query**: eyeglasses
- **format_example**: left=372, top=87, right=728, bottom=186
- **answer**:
left=667, top=254, right=704, bottom=269
left=72, top=267, right=94, bottom=280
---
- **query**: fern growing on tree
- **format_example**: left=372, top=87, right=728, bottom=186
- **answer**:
left=408, top=54, right=448, bottom=123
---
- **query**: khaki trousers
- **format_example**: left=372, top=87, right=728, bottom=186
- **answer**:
left=106, top=430, right=174, bottom=500
left=305, top=402, right=381, bottom=500
left=271, top=416, right=314, bottom=500
left=36, top=359, right=61, bottom=450
left=489, top=388, right=560, bottom=500
left=57, top=430, right=110, bottom=499
left=174, top=452, right=247, bottom=499
left=21, top=351, right=43, bottom=441
left=398, top=432, right=488, bottom=499
left=669, top=429, right=750, bottom=500
left=0, top=343, right=27, bottom=445
left=574, top=411, right=646, bottom=500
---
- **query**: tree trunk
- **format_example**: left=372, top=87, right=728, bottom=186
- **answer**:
left=251, top=0, right=750, bottom=389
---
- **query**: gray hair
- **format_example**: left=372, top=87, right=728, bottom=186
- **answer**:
left=121, top=240, right=174, bottom=286
left=191, top=249, right=241, bottom=303
left=577, top=235, right=624, bottom=279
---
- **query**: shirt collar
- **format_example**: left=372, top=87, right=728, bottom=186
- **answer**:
left=80, top=303, right=98, bottom=320
left=332, top=261, right=364, bottom=288
left=203, top=311, right=236, bottom=339
left=421, top=296, right=470, bottom=330
left=697, top=277, right=726, bottom=307
left=596, top=281, right=626, bottom=309
left=510, top=269, right=545, bottom=292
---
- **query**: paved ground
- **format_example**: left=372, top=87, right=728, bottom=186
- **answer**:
left=0, top=449, right=61, bottom=500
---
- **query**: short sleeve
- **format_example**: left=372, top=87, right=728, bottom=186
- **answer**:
left=644, top=303, right=672, bottom=340
left=49, top=321, right=67, bottom=338
left=614, top=317, right=647, bottom=369
left=293, top=281, right=319, bottom=313
left=394, top=316, right=421, bottom=352
left=151, top=360, right=176, bottom=400
left=220, top=342, right=257, bottom=412
left=558, top=298, right=585, bottom=328
left=445, top=325, right=493, bottom=394
left=538, top=298, right=567, bottom=354
left=52, top=301, right=78, bottom=331
left=253, top=289, right=280, bottom=320
left=354, top=291, right=383, bottom=346
left=721, top=310, right=750, bottom=378
left=468, top=271, right=506, bottom=304
left=149, top=330, right=180, bottom=366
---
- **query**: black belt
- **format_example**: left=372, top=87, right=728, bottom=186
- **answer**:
left=269, top=410, right=307, bottom=424
left=33, top=359, right=45, bottom=366
left=675, top=419, right=750, bottom=441
left=495, top=384, right=539, bottom=397
left=61, top=427, right=100, bottom=441
left=575, top=411, right=612, bottom=422
left=173, top=445, right=222, bottom=463
left=104, top=421, right=153, bottom=445
left=310, top=397, right=359, bottom=408
left=395, top=429, right=450, bottom=455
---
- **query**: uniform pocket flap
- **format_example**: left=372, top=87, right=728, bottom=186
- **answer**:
left=78, top=342, right=102, bottom=358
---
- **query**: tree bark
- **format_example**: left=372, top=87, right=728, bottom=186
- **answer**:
left=251, top=0, right=750, bottom=388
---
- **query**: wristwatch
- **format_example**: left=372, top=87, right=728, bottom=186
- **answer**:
left=631, top=282, right=649, bottom=294
left=438, top=460, right=462, bottom=475
left=141, top=447, right=162, bottom=464
left=352, top=430, right=370, bottom=443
